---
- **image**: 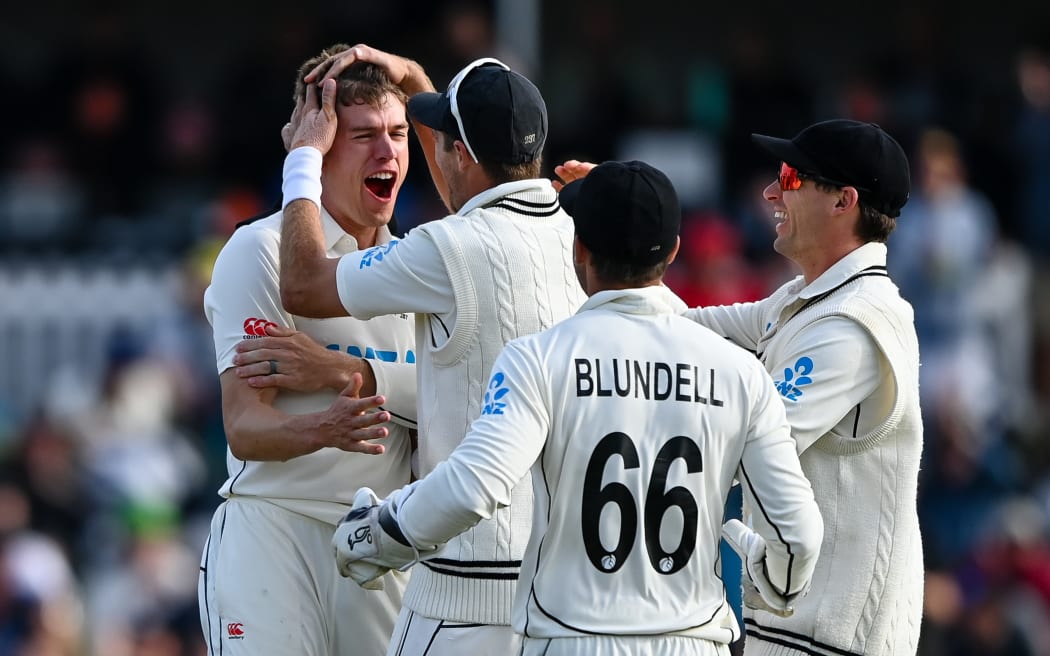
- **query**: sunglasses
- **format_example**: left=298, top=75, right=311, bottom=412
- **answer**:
left=447, top=57, right=510, bottom=163
left=778, top=162, right=871, bottom=195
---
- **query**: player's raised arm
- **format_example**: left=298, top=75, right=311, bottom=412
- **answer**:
left=279, top=79, right=347, bottom=318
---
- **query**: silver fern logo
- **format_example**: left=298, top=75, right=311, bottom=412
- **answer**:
left=482, top=372, right=511, bottom=415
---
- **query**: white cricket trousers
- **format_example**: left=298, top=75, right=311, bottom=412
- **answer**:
left=386, top=608, right=730, bottom=656
left=386, top=608, right=522, bottom=655
left=198, top=497, right=408, bottom=655
left=522, top=636, right=732, bottom=655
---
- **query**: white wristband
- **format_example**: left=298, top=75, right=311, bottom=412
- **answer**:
left=282, top=146, right=323, bottom=210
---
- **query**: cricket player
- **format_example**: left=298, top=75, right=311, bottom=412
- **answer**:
left=197, top=47, right=419, bottom=655
left=279, top=46, right=586, bottom=654
left=332, top=160, right=824, bottom=656
left=684, top=120, right=923, bottom=655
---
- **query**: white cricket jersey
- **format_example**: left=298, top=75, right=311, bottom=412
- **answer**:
left=203, top=208, right=417, bottom=525
left=395, top=286, right=823, bottom=643
left=334, top=179, right=587, bottom=625
left=684, top=243, right=924, bottom=655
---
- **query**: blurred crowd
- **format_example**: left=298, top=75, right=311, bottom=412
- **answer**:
left=2, top=2, right=1050, bottom=654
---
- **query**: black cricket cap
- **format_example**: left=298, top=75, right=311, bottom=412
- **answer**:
left=560, top=161, right=681, bottom=266
left=408, top=58, right=547, bottom=165
left=751, top=119, right=911, bottom=217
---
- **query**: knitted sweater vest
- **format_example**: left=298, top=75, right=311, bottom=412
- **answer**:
left=402, top=198, right=585, bottom=624
left=745, top=276, right=924, bottom=656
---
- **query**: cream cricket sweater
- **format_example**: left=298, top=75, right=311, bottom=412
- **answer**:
left=401, top=184, right=586, bottom=624
left=687, top=244, right=924, bottom=655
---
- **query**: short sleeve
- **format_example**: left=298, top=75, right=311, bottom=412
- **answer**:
left=204, top=227, right=291, bottom=374
left=335, top=231, right=454, bottom=320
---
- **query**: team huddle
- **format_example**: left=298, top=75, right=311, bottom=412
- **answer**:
left=199, top=43, right=924, bottom=656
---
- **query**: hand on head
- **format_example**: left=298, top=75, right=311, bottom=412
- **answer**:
left=285, top=77, right=339, bottom=154
left=306, top=44, right=411, bottom=87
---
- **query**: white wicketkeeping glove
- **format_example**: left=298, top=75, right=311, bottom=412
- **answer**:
left=722, top=519, right=805, bottom=618
left=332, top=486, right=434, bottom=589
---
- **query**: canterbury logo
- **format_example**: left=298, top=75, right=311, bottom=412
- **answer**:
left=347, top=525, right=373, bottom=551
left=227, top=622, right=244, bottom=638
left=243, top=317, right=277, bottom=337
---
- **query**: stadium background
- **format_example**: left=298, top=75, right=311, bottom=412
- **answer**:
left=1, top=1, right=1049, bottom=653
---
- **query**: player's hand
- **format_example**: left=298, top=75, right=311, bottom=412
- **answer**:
left=281, top=93, right=304, bottom=152
left=722, top=519, right=802, bottom=617
left=553, top=159, right=598, bottom=192
left=332, top=488, right=392, bottom=589
left=333, top=486, right=436, bottom=588
left=317, top=374, right=390, bottom=455
left=287, top=77, right=338, bottom=154
left=739, top=573, right=794, bottom=618
left=307, top=44, right=403, bottom=85
left=307, top=44, right=435, bottom=96
left=233, top=324, right=364, bottom=393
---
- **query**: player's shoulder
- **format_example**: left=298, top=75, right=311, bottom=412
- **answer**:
left=220, top=210, right=282, bottom=253
left=211, top=212, right=281, bottom=277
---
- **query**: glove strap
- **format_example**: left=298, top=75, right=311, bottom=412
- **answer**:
left=378, top=505, right=412, bottom=547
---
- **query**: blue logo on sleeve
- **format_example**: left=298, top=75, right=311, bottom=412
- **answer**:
left=358, top=241, right=399, bottom=269
left=327, top=344, right=415, bottom=363
left=774, top=356, right=814, bottom=402
left=482, top=372, right=511, bottom=415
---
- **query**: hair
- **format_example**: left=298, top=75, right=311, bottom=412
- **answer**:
left=589, top=253, right=671, bottom=288
left=809, top=178, right=897, bottom=243
left=435, top=131, right=542, bottom=183
left=294, top=44, right=407, bottom=109
left=856, top=203, right=896, bottom=243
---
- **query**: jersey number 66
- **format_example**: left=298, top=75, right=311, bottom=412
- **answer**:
left=581, top=432, right=702, bottom=576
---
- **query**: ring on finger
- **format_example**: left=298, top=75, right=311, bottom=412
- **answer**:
left=269, top=360, right=278, bottom=376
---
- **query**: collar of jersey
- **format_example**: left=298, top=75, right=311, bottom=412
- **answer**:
left=580, top=285, right=688, bottom=316
left=793, top=242, right=888, bottom=300
left=457, top=178, right=556, bottom=215
left=319, top=205, right=394, bottom=253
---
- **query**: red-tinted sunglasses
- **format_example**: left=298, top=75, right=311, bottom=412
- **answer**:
left=778, top=162, right=869, bottom=194
left=778, top=162, right=807, bottom=191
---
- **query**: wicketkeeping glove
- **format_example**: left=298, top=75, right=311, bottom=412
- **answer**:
left=722, top=519, right=805, bottom=618
left=332, top=486, right=434, bottom=589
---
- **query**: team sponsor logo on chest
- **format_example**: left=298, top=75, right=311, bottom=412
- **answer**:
left=574, top=358, right=724, bottom=405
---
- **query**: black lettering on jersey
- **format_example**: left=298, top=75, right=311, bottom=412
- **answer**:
left=653, top=363, right=672, bottom=400
left=709, top=368, right=724, bottom=407
left=594, top=358, right=612, bottom=397
left=575, top=359, right=593, bottom=396
left=612, top=360, right=631, bottom=397
left=633, top=360, right=650, bottom=398
left=675, top=364, right=692, bottom=402
left=573, top=358, right=724, bottom=407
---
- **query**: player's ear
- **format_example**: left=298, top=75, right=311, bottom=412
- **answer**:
left=833, top=186, right=860, bottom=213
left=572, top=236, right=589, bottom=267
left=453, top=140, right=473, bottom=170
left=665, top=236, right=680, bottom=267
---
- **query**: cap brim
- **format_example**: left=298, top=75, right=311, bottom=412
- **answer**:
left=407, top=92, right=454, bottom=132
left=558, top=178, right=585, bottom=218
left=750, top=133, right=821, bottom=173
